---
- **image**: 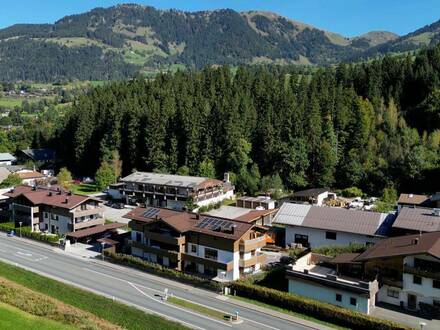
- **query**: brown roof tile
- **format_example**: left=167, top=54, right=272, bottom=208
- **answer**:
left=67, top=223, right=125, bottom=238
left=233, top=209, right=278, bottom=223
left=355, top=231, right=440, bottom=261
left=17, top=171, right=44, bottom=179
left=392, top=207, right=440, bottom=232
left=398, top=193, right=430, bottom=205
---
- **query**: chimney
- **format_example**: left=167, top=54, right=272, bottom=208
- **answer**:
left=64, top=197, right=69, bottom=204
left=412, top=238, right=419, bottom=245
left=223, top=172, right=230, bottom=183
left=67, top=191, right=72, bottom=196
left=48, top=192, right=52, bottom=196
left=196, top=213, right=200, bottom=220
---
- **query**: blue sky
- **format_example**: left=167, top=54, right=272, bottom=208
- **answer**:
left=1, top=0, right=439, bottom=37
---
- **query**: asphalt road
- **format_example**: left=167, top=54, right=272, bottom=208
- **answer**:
left=0, top=234, right=317, bottom=330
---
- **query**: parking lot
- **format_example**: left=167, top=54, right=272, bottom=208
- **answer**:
left=103, top=205, right=132, bottom=224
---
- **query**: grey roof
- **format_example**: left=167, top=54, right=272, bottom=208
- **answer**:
left=392, top=207, right=440, bottom=232
left=237, top=196, right=275, bottom=203
left=21, top=148, right=56, bottom=161
left=204, top=206, right=252, bottom=219
left=0, top=153, right=15, bottom=161
left=120, top=172, right=221, bottom=189
left=273, top=202, right=394, bottom=237
left=273, top=203, right=311, bottom=226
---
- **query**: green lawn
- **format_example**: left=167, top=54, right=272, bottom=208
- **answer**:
left=0, top=261, right=188, bottom=330
left=168, top=296, right=230, bottom=321
left=0, top=302, right=76, bottom=330
left=0, top=97, right=23, bottom=108
left=231, top=296, right=348, bottom=330
left=70, top=183, right=101, bottom=195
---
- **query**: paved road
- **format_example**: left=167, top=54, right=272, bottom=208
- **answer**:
left=0, top=234, right=318, bottom=330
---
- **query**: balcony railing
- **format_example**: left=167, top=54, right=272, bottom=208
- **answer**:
left=181, top=253, right=234, bottom=271
left=74, top=217, right=105, bottom=230
left=239, top=253, right=266, bottom=268
left=131, top=241, right=180, bottom=262
left=239, top=235, right=266, bottom=252
left=404, top=265, right=440, bottom=280
left=144, top=231, right=185, bottom=246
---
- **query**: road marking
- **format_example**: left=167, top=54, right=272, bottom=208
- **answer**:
left=16, top=251, right=32, bottom=257
left=129, top=282, right=232, bottom=328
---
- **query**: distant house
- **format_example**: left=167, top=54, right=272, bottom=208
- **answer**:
left=397, top=193, right=440, bottom=211
left=16, top=170, right=46, bottom=186
left=18, top=148, right=56, bottom=167
left=204, top=205, right=278, bottom=226
left=281, top=188, right=334, bottom=207
left=0, top=153, right=16, bottom=166
left=392, top=207, right=440, bottom=235
left=120, top=172, right=234, bottom=210
left=3, top=185, right=104, bottom=234
left=273, top=203, right=395, bottom=248
left=236, top=196, right=276, bottom=210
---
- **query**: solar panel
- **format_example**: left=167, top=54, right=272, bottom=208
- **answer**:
left=143, top=208, right=160, bottom=218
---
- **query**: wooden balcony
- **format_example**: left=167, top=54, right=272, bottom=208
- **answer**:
left=181, top=253, right=234, bottom=271
left=131, top=241, right=180, bottom=262
left=239, top=235, right=266, bottom=253
left=74, top=206, right=104, bottom=218
left=239, top=253, right=266, bottom=268
left=74, top=218, right=105, bottom=230
left=145, top=231, right=185, bottom=246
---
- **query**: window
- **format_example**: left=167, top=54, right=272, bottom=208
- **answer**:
left=387, top=289, right=399, bottom=298
left=433, top=280, right=440, bottom=289
left=294, top=234, right=309, bottom=246
left=413, top=275, right=422, bottom=285
left=191, top=244, right=197, bottom=253
left=335, top=294, right=342, bottom=302
left=44, top=212, right=48, bottom=219
left=350, top=297, right=357, bottom=306
left=135, top=232, right=142, bottom=243
left=204, top=248, right=218, bottom=261
left=325, top=231, right=337, bottom=240
left=51, top=214, right=58, bottom=221
left=80, top=204, right=87, bottom=211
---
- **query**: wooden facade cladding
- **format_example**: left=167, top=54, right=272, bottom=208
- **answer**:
left=181, top=253, right=234, bottom=271
left=239, top=235, right=266, bottom=253
left=144, top=231, right=186, bottom=246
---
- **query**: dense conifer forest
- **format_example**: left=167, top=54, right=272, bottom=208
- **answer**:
left=51, top=45, right=440, bottom=195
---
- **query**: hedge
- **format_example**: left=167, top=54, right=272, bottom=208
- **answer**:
left=230, top=282, right=409, bottom=330
left=104, top=252, right=221, bottom=291
left=0, top=222, right=59, bottom=244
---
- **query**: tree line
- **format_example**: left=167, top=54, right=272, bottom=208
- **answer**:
left=52, top=46, right=440, bottom=196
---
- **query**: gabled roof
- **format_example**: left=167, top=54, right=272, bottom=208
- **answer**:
left=291, top=188, right=328, bottom=198
left=21, top=148, right=56, bottom=161
left=66, top=223, right=125, bottom=239
left=0, top=153, right=16, bottom=161
left=273, top=202, right=395, bottom=237
left=120, top=172, right=223, bottom=190
left=355, top=231, right=440, bottom=261
left=392, top=207, right=440, bottom=232
left=3, top=185, right=100, bottom=210
left=233, top=209, right=278, bottom=223
left=398, top=193, right=430, bottom=206
left=17, top=171, right=44, bottom=180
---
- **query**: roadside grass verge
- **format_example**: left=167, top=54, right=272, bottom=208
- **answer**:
left=231, top=295, right=348, bottom=330
left=0, top=261, right=188, bottom=330
left=0, top=302, right=76, bottom=330
left=168, top=296, right=230, bottom=321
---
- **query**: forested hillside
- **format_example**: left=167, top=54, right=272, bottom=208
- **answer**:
left=0, top=4, right=436, bottom=82
left=51, top=45, right=440, bottom=195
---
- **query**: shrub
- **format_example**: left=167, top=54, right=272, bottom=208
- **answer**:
left=230, top=282, right=409, bottom=330
left=341, top=186, right=363, bottom=197
left=104, top=252, right=221, bottom=291
left=311, top=243, right=366, bottom=258
left=0, top=223, right=59, bottom=244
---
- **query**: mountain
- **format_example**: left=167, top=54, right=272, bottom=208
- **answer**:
left=0, top=4, right=437, bottom=82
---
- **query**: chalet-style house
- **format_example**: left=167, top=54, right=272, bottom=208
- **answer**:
left=120, top=172, right=234, bottom=210
left=3, top=185, right=104, bottom=235
left=281, top=188, right=334, bottom=207
left=18, top=148, right=57, bottom=168
left=286, top=232, right=440, bottom=315
left=236, top=196, right=276, bottom=210
left=0, top=153, right=16, bottom=165
left=355, top=231, right=440, bottom=312
left=397, top=193, right=440, bottom=211
left=124, top=207, right=267, bottom=281
left=273, top=203, right=395, bottom=248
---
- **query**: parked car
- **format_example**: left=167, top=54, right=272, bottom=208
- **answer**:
left=112, top=203, right=125, bottom=209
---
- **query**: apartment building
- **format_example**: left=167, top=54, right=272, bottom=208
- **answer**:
left=124, top=206, right=267, bottom=281
left=120, top=172, right=234, bottom=210
left=4, top=185, right=104, bottom=235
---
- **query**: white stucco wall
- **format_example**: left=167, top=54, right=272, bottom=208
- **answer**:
left=40, top=211, right=71, bottom=235
left=195, top=190, right=234, bottom=208
left=285, top=226, right=381, bottom=248
left=377, top=285, right=404, bottom=306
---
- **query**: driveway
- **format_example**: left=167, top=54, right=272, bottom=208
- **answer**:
left=103, top=205, right=131, bottom=224
left=372, top=304, right=440, bottom=330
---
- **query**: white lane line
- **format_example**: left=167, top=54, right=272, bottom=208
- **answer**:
left=241, top=316, right=280, bottom=330
left=0, top=257, right=204, bottom=330
left=16, top=251, right=32, bottom=257
left=84, top=267, right=231, bottom=328
left=129, top=282, right=231, bottom=328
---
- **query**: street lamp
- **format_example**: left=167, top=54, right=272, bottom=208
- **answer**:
left=420, top=321, right=426, bottom=330
left=19, top=221, right=22, bottom=238
left=101, top=242, right=105, bottom=260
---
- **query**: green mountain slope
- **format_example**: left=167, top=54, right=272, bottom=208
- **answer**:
left=0, top=4, right=438, bottom=81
